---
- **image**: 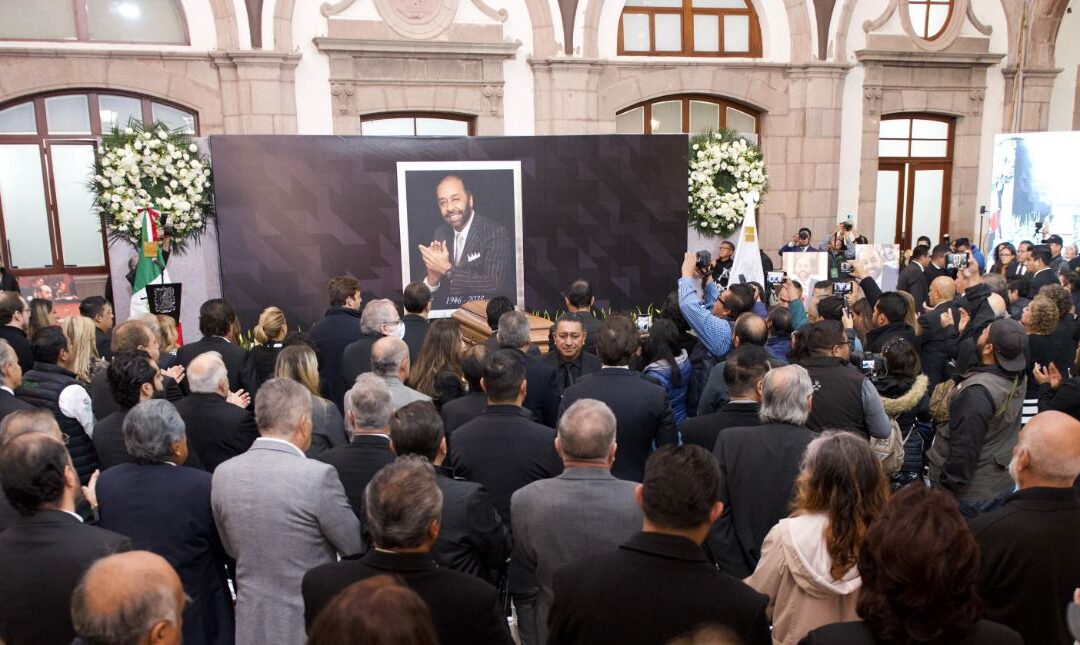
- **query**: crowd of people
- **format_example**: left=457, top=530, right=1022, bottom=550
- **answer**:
left=0, top=231, right=1079, bottom=645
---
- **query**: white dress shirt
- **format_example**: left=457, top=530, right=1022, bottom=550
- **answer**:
left=58, top=384, right=94, bottom=438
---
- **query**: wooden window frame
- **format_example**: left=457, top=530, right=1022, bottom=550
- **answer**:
left=360, top=112, right=476, bottom=136
left=0, top=90, right=198, bottom=278
left=0, top=0, right=190, bottom=45
left=615, top=94, right=762, bottom=137
left=905, top=0, right=953, bottom=40
left=878, top=113, right=954, bottom=249
left=617, top=0, right=762, bottom=58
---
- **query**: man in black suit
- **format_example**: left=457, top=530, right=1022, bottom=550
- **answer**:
left=175, top=298, right=257, bottom=401
left=865, top=291, right=920, bottom=354
left=547, top=445, right=770, bottom=645
left=307, top=276, right=364, bottom=406
left=90, top=320, right=184, bottom=420
left=95, top=399, right=234, bottom=645
left=79, top=296, right=115, bottom=362
left=390, top=400, right=510, bottom=584
left=925, top=244, right=951, bottom=290
left=0, top=339, right=31, bottom=426
left=318, top=373, right=396, bottom=524
left=560, top=315, right=678, bottom=481
left=0, top=293, right=33, bottom=374
left=918, top=276, right=961, bottom=389
left=340, top=299, right=400, bottom=402
left=897, top=245, right=930, bottom=307
left=402, top=282, right=431, bottom=364
left=497, top=311, right=561, bottom=427
left=441, top=344, right=488, bottom=436
left=681, top=345, right=768, bottom=450
left=93, top=351, right=165, bottom=471
left=417, top=175, right=514, bottom=310
left=706, top=364, right=817, bottom=578
left=543, top=313, right=601, bottom=390
left=563, top=280, right=602, bottom=354
left=173, top=352, right=258, bottom=472
left=970, top=411, right=1080, bottom=645
left=1025, top=244, right=1057, bottom=299
left=302, top=457, right=514, bottom=645
left=0, top=409, right=61, bottom=533
left=0, top=432, right=131, bottom=645
left=448, top=349, right=562, bottom=645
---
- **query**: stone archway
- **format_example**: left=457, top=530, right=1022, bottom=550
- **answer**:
left=208, top=0, right=242, bottom=50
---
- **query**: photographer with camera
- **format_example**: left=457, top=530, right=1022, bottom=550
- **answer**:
left=872, top=338, right=932, bottom=488
left=678, top=252, right=734, bottom=360
left=779, top=228, right=817, bottom=255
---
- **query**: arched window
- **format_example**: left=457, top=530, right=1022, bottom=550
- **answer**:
left=615, top=95, right=760, bottom=135
left=874, top=114, right=953, bottom=247
left=360, top=113, right=474, bottom=136
left=0, top=91, right=198, bottom=273
left=0, top=0, right=187, bottom=44
left=905, top=0, right=952, bottom=39
left=618, top=0, right=762, bottom=57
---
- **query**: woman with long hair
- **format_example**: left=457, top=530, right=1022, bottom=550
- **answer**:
left=251, top=306, right=288, bottom=391
left=896, top=291, right=921, bottom=337
left=850, top=298, right=874, bottom=348
left=747, top=431, right=889, bottom=645
left=61, top=315, right=106, bottom=386
left=800, top=486, right=1022, bottom=645
left=28, top=298, right=57, bottom=340
left=641, top=318, right=691, bottom=423
left=155, top=314, right=180, bottom=355
left=990, top=242, right=1020, bottom=277
left=874, top=339, right=931, bottom=488
left=274, top=344, right=347, bottom=457
left=408, top=319, right=466, bottom=409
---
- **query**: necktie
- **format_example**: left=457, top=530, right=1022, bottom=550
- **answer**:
left=454, top=232, right=463, bottom=266
left=559, top=362, right=576, bottom=390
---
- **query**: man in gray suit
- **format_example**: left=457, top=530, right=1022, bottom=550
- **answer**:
left=371, top=336, right=431, bottom=410
left=211, top=378, right=363, bottom=645
left=510, top=398, right=642, bottom=643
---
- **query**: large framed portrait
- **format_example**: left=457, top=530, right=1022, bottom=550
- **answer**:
left=397, top=161, right=524, bottom=317
left=782, top=252, right=829, bottom=306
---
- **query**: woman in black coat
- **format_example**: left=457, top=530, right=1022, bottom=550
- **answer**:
left=799, top=486, right=1022, bottom=645
left=249, top=306, right=287, bottom=392
left=873, top=339, right=930, bottom=489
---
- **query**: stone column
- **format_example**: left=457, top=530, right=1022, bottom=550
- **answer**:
left=212, top=51, right=301, bottom=134
left=1001, top=66, right=1062, bottom=132
left=530, top=59, right=605, bottom=135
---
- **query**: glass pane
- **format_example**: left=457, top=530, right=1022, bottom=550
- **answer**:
left=874, top=171, right=901, bottom=245
left=152, top=102, right=196, bottom=134
left=51, top=145, right=104, bottom=267
left=723, top=15, right=750, bottom=52
left=910, top=140, right=948, bottom=157
left=0, top=145, right=53, bottom=268
left=615, top=107, right=645, bottom=134
left=693, top=0, right=748, bottom=7
left=878, top=140, right=909, bottom=157
left=621, top=13, right=651, bottom=51
left=926, top=4, right=949, bottom=38
left=415, top=118, right=469, bottom=136
left=693, top=15, right=719, bottom=52
left=624, top=0, right=682, bottom=7
left=911, top=169, right=944, bottom=246
left=45, top=95, right=91, bottom=135
left=0, top=0, right=77, bottom=39
left=98, top=95, right=143, bottom=132
left=726, top=107, right=757, bottom=134
left=654, top=14, right=682, bottom=51
left=0, top=102, right=37, bottom=134
left=908, top=3, right=928, bottom=38
left=689, top=101, right=720, bottom=135
left=361, top=117, right=415, bottom=136
left=651, top=101, right=682, bottom=134
left=911, top=118, right=948, bottom=139
left=879, top=118, right=910, bottom=139
left=86, top=0, right=186, bottom=43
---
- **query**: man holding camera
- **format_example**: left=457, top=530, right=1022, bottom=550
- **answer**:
left=678, top=253, right=735, bottom=360
left=779, top=228, right=817, bottom=255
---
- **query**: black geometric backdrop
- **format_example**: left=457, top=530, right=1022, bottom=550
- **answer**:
left=210, top=135, right=689, bottom=329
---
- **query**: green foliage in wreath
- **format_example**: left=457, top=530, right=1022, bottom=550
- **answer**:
left=688, top=129, right=768, bottom=238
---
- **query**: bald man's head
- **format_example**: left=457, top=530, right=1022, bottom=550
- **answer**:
left=733, top=313, right=768, bottom=348
left=0, top=408, right=62, bottom=447
left=929, top=276, right=956, bottom=305
left=185, top=352, right=228, bottom=396
left=72, top=551, right=184, bottom=645
left=371, top=337, right=410, bottom=379
left=1010, top=411, right=1080, bottom=488
left=987, top=293, right=1007, bottom=318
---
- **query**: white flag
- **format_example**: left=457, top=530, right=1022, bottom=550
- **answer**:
left=729, top=197, right=764, bottom=286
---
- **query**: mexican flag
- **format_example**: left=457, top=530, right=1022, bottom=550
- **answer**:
left=129, top=208, right=171, bottom=317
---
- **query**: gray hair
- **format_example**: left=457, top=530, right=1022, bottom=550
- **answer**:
left=133, top=313, right=161, bottom=339
left=496, top=311, right=530, bottom=349
left=347, top=373, right=394, bottom=430
left=0, top=338, right=16, bottom=371
left=371, top=337, right=409, bottom=377
left=360, top=299, right=399, bottom=334
left=255, top=378, right=312, bottom=436
left=123, top=400, right=186, bottom=464
left=186, top=352, right=228, bottom=394
left=759, top=364, right=813, bottom=426
left=0, top=408, right=61, bottom=447
left=364, top=455, right=443, bottom=549
left=71, top=553, right=180, bottom=645
left=557, top=399, right=616, bottom=460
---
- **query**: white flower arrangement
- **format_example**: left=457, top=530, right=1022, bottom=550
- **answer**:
left=688, top=130, right=768, bottom=237
left=91, top=120, right=214, bottom=253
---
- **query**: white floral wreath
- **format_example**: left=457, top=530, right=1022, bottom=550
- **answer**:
left=688, top=130, right=768, bottom=237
